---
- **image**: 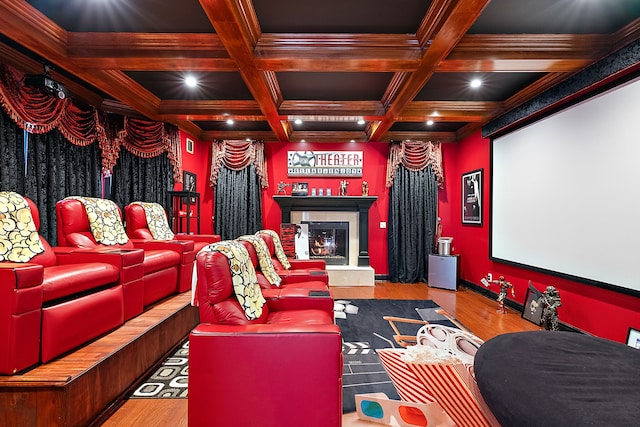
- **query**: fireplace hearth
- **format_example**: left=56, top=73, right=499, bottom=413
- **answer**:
left=305, top=221, right=348, bottom=265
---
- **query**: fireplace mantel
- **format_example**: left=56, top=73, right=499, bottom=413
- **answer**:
left=273, top=195, right=377, bottom=266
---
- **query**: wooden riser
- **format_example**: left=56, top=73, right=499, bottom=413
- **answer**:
left=0, top=293, right=198, bottom=427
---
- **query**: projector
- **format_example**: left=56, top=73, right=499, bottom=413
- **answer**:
left=24, top=74, right=70, bottom=99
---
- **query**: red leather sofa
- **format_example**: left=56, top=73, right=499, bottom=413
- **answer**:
left=124, top=202, right=221, bottom=254
left=256, top=230, right=329, bottom=285
left=188, top=243, right=343, bottom=427
left=56, top=198, right=194, bottom=319
left=0, top=197, right=141, bottom=374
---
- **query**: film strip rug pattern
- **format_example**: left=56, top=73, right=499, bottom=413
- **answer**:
left=342, top=341, right=400, bottom=413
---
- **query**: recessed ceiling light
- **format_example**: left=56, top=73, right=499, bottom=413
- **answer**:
left=226, top=118, right=234, bottom=125
left=357, top=119, right=365, bottom=125
left=426, top=119, right=434, bottom=126
left=350, top=139, right=356, bottom=143
left=184, top=76, right=198, bottom=88
left=470, top=78, right=482, bottom=88
left=294, top=119, right=303, bottom=125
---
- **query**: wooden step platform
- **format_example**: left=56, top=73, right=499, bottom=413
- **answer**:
left=0, top=292, right=199, bottom=427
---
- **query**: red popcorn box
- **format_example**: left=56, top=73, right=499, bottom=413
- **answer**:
left=378, top=348, right=499, bottom=427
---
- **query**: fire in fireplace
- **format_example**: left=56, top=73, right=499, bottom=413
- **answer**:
left=304, top=221, right=349, bottom=265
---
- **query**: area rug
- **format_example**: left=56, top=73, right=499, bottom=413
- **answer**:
left=336, top=299, right=459, bottom=413
left=130, top=299, right=460, bottom=414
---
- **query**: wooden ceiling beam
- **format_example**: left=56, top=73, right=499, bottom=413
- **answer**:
left=255, top=33, right=422, bottom=72
left=370, top=0, right=491, bottom=141
left=0, top=1, right=163, bottom=119
left=440, top=33, right=608, bottom=72
left=279, top=100, right=386, bottom=117
left=159, top=100, right=263, bottom=117
left=382, top=131, right=458, bottom=143
left=289, top=131, right=369, bottom=142
left=202, top=130, right=276, bottom=141
left=199, top=0, right=289, bottom=141
left=67, top=32, right=237, bottom=70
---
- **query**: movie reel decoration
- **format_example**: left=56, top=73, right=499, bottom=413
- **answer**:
left=416, top=324, right=484, bottom=366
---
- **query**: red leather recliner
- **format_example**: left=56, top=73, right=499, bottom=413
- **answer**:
left=237, top=238, right=334, bottom=314
left=256, top=229, right=329, bottom=285
left=0, top=197, right=136, bottom=374
left=124, top=202, right=221, bottom=254
left=55, top=198, right=195, bottom=319
left=188, top=242, right=342, bottom=427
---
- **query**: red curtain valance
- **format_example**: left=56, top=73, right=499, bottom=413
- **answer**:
left=0, top=63, right=182, bottom=183
left=385, top=140, right=444, bottom=189
left=98, top=115, right=182, bottom=183
left=209, top=140, right=268, bottom=188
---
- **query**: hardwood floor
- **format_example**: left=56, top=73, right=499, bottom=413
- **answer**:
left=101, top=282, right=540, bottom=427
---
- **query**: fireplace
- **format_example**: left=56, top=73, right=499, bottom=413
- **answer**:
left=273, top=195, right=377, bottom=267
left=305, top=221, right=349, bottom=265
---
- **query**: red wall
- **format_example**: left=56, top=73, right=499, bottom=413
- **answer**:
left=262, top=141, right=390, bottom=274
left=439, top=130, right=640, bottom=343
left=178, top=131, right=214, bottom=234
left=183, top=132, right=639, bottom=342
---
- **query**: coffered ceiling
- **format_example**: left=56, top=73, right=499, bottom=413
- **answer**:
left=1, top=0, right=639, bottom=143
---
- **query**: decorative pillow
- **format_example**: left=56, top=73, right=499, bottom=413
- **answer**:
left=258, top=229, right=291, bottom=270
left=200, top=240, right=266, bottom=320
left=0, top=191, right=45, bottom=262
left=66, top=196, right=129, bottom=245
left=237, top=235, right=282, bottom=286
left=131, top=201, right=175, bottom=240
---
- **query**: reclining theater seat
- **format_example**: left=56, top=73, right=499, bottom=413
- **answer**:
left=0, top=193, right=131, bottom=374
left=56, top=197, right=194, bottom=319
left=124, top=202, right=221, bottom=254
left=189, top=240, right=343, bottom=427
left=256, top=229, right=329, bottom=285
left=236, top=237, right=333, bottom=314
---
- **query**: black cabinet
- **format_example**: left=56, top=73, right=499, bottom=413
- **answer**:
left=167, top=191, right=200, bottom=234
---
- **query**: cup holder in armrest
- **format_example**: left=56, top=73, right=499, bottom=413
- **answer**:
left=309, top=290, right=331, bottom=297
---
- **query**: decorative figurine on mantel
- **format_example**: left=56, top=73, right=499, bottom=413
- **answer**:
left=541, top=286, right=562, bottom=331
left=339, top=180, right=349, bottom=196
left=277, top=181, right=291, bottom=194
left=481, top=275, right=515, bottom=314
left=362, top=180, right=369, bottom=196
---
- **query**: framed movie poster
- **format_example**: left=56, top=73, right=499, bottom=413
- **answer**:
left=462, top=168, right=483, bottom=225
left=522, top=282, right=544, bottom=325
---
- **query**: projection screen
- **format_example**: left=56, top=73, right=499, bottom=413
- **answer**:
left=491, top=75, right=640, bottom=296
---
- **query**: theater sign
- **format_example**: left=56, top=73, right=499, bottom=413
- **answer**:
left=287, top=151, right=363, bottom=177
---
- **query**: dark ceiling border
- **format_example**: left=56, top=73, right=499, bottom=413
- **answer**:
left=483, top=39, right=640, bottom=138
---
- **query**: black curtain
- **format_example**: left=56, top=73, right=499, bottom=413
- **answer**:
left=111, top=148, right=174, bottom=212
left=0, top=109, right=25, bottom=193
left=24, top=130, right=102, bottom=245
left=214, top=165, right=263, bottom=240
left=387, top=165, right=439, bottom=283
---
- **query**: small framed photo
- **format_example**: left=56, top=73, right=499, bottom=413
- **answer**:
left=291, top=182, right=309, bottom=196
left=626, top=327, right=640, bottom=349
left=462, top=168, right=483, bottom=225
left=522, top=283, right=544, bottom=325
left=186, top=138, right=194, bottom=154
